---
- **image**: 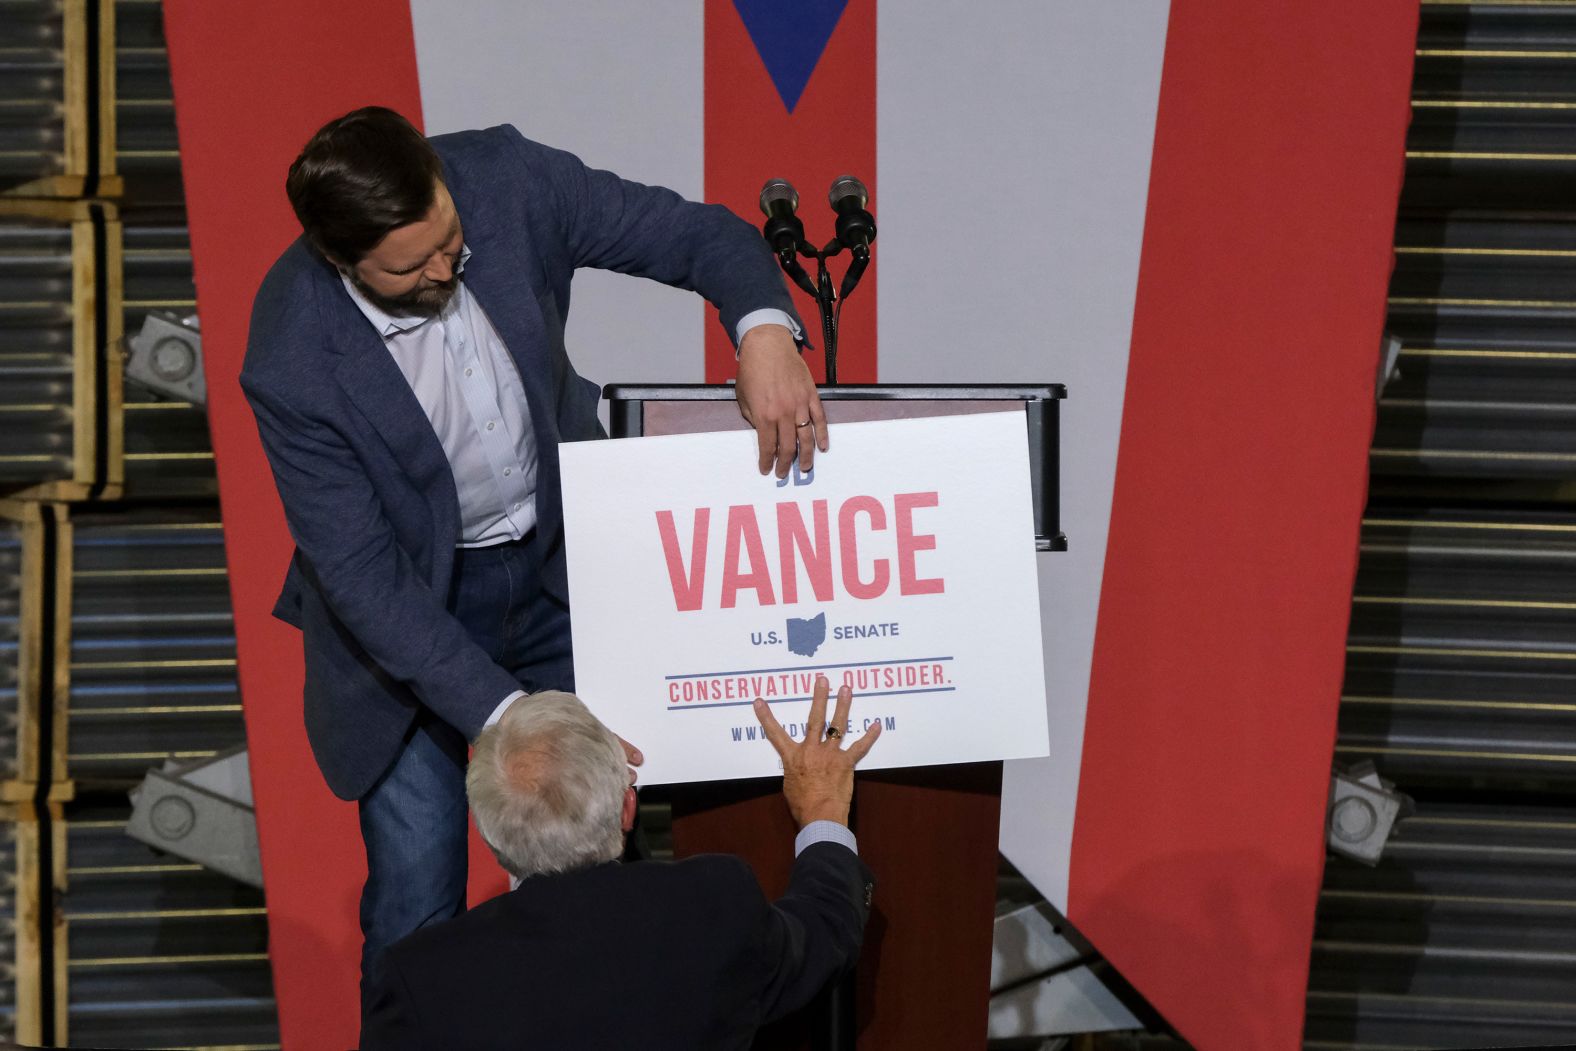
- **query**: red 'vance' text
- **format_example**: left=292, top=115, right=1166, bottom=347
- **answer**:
left=655, top=493, right=945, bottom=612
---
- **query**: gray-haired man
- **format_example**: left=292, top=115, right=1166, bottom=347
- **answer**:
left=360, top=677, right=880, bottom=1050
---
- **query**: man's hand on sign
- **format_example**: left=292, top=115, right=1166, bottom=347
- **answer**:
left=752, top=676, right=881, bottom=828
left=618, top=735, right=644, bottom=785
left=736, top=323, right=826, bottom=480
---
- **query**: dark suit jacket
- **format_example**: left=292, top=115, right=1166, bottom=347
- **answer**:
left=358, top=842, right=873, bottom=1050
left=241, top=126, right=798, bottom=799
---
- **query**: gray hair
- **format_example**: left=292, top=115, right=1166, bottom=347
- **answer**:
left=466, top=691, right=628, bottom=879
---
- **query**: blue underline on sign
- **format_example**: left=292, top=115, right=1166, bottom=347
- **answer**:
left=667, top=686, right=956, bottom=712
left=664, top=655, right=954, bottom=681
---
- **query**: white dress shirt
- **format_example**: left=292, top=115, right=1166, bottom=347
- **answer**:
left=341, top=246, right=797, bottom=727
left=795, top=820, right=858, bottom=856
left=342, top=249, right=539, bottom=548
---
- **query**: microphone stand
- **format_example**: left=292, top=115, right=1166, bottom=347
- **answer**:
left=770, top=236, right=865, bottom=386
left=815, top=252, right=839, bottom=385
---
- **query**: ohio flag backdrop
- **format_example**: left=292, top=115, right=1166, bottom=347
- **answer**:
left=160, top=2, right=1419, bottom=1048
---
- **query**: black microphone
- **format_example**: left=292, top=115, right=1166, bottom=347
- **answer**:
left=759, top=178, right=806, bottom=258
left=828, top=174, right=876, bottom=259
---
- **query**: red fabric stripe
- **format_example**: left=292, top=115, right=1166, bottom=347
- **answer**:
left=703, top=1, right=877, bottom=383
left=161, top=5, right=424, bottom=1046
left=1066, top=4, right=1418, bottom=1049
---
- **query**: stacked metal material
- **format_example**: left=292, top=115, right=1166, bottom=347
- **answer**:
left=120, top=222, right=211, bottom=497
left=64, top=798, right=275, bottom=1049
left=0, top=521, right=21, bottom=1044
left=0, top=507, right=62, bottom=1046
left=68, top=511, right=240, bottom=783
left=114, top=0, right=182, bottom=209
left=1, top=520, right=23, bottom=783
left=63, top=507, right=278, bottom=1048
left=0, top=215, right=76, bottom=487
left=1376, top=4, right=1576, bottom=479
left=0, top=1, right=67, bottom=194
left=0, top=816, right=17, bottom=1044
left=2, top=2, right=284, bottom=1044
left=1306, top=3, right=1576, bottom=1047
left=1308, top=804, right=1576, bottom=1048
left=1381, top=216, right=1576, bottom=478
left=1341, top=512, right=1576, bottom=784
left=117, top=0, right=213, bottom=499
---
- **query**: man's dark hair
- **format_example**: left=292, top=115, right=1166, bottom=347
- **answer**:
left=285, top=106, right=444, bottom=265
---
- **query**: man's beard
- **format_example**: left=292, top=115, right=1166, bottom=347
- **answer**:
left=349, top=270, right=459, bottom=319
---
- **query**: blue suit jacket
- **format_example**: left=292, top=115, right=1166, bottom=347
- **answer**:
left=242, top=126, right=798, bottom=800
left=360, top=843, right=874, bottom=1050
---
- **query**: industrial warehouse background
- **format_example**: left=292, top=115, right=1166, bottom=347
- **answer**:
left=2, top=2, right=1574, bottom=1050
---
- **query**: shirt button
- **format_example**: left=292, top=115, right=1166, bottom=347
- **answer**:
left=465, top=368, right=473, bottom=377
left=513, top=503, right=522, bottom=511
left=486, top=421, right=496, bottom=431
left=504, top=468, right=512, bottom=476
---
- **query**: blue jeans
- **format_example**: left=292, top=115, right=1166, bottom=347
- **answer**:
left=357, top=532, right=572, bottom=994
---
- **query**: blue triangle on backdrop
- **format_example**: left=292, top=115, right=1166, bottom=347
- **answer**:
left=733, top=0, right=850, bottom=114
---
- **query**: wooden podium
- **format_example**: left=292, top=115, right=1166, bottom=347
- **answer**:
left=606, top=384, right=1064, bottom=1050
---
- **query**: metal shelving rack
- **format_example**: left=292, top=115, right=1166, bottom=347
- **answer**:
left=0, top=2, right=280, bottom=1046
left=0, top=0, right=120, bottom=201
left=1305, top=3, right=1576, bottom=1047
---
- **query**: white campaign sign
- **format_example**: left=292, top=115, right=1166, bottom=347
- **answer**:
left=559, top=412, right=1050, bottom=785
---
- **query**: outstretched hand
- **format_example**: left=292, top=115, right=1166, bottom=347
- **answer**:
left=752, top=676, right=880, bottom=828
left=735, top=324, right=826, bottom=479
